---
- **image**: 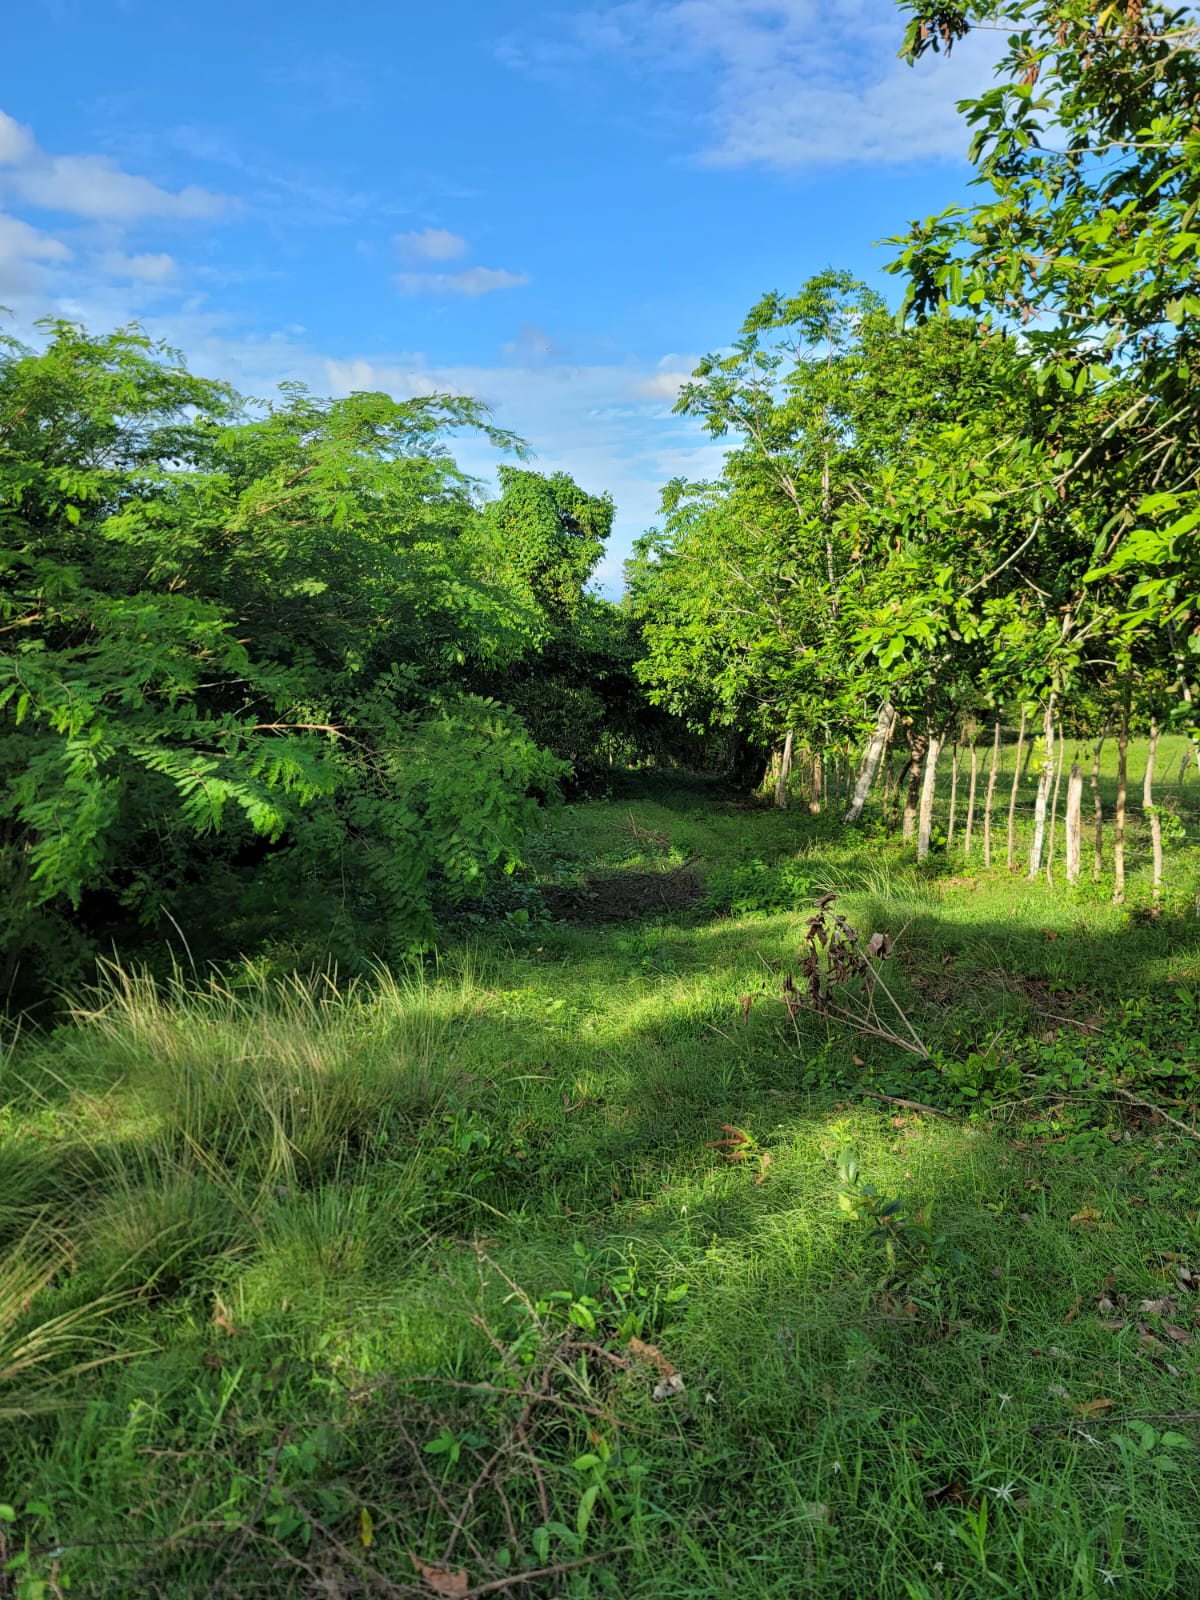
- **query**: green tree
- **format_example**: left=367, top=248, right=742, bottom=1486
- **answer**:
left=0, top=324, right=561, bottom=996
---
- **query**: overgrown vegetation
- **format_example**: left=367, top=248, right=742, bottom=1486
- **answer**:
left=4, top=2, right=1200, bottom=1595
left=2, top=773, right=1199, bottom=1598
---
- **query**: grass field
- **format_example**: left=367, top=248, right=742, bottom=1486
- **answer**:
left=1, top=763, right=1199, bottom=1598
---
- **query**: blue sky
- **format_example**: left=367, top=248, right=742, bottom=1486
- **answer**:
left=1, top=1, right=998, bottom=592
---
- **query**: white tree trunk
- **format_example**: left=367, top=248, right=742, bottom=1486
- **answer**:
left=983, top=716, right=1002, bottom=868
left=1145, top=717, right=1162, bottom=902
left=1090, top=724, right=1108, bottom=882
left=916, top=733, right=942, bottom=862
left=843, top=701, right=895, bottom=825
left=963, top=741, right=979, bottom=858
left=808, top=750, right=823, bottom=815
left=1113, top=686, right=1130, bottom=904
left=1028, top=697, right=1057, bottom=879
left=1007, top=706, right=1027, bottom=871
left=1065, top=761, right=1083, bottom=885
left=1045, top=720, right=1065, bottom=884
left=901, top=728, right=927, bottom=843
left=947, top=742, right=960, bottom=852
left=774, top=729, right=794, bottom=809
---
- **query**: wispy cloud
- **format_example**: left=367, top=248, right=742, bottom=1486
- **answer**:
left=394, top=226, right=469, bottom=263
left=95, top=249, right=178, bottom=283
left=499, top=1, right=998, bottom=169
left=0, top=211, right=71, bottom=296
left=0, top=108, right=236, bottom=221
left=395, top=265, right=531, bottom=297
left=269, top=54, right=376, bottom=112
left=631, top=352, right=699, bottom=401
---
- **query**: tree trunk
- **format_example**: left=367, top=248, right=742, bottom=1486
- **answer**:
left=983, top=716, right=1002, bottom=869
left=947, top=741, right=960, bottom=852
left=1028, top=697, right=1057, bottom=879
left=1113, top=685, right=1131, bottom=904
left=916, top=733, right=942, bottom=862
left=1007, top=706, right=1027, bottom=871
left=901, top=727, right=928, bottom=843
left=1065, top=760, right=1084, bottom=885
left=1045, top=720, right=1065, bottom=884
left=881, top=746, right=897, bottom=834
left=838, top=700, right=896, bottom=825
left=808, top=751, right=823, bottom=815
left=1090, top=724, right=1108, bottom=882
left=774, top=729, right=794, bottom=810
left=1145, top=717, right=1162, bottom=903
left=964, top=740, right=979, bottom=858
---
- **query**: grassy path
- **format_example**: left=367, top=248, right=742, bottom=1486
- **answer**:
left=1, top=775, right=1199, bottom=1597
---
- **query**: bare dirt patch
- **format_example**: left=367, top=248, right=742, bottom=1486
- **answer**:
left=542, top=861, right=704, bottom=921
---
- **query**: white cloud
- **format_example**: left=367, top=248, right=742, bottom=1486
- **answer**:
left=0, top=111, right=36, bottom=166
left=395, top=265, right=531, bottom=296
left=0, top=107, right=235, bottom=221
left=631, top=353, right=699, bottom=401
left=501, top=1, right=999, bottom=169
left=394, top=226, right=469, bottom=263
left=96, top=250, right=178, bottom=283
left=0, top=211, right=71, bottom=295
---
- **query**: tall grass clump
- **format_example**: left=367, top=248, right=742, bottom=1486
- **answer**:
left=55, top=961, right=472, bottom=1187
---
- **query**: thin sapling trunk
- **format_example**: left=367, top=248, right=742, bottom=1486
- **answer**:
left=1113, top=684, right=1131, bottom=904
left=947, top=741, right=960, bottom=853
left=901, top=727, right=928, bottom=844
left=983, top=715, right=1002, bottom=869
left=916, top=733, right=942, bottom=862
left=843, top=701, right=895, bottom=825
left=1090, top=723, right=1108, bottom=882
left=1029, top=696, right=1057, bottom=879
left=1065, top=759, right=1084, bottom=885
left=1007, top=706, right=1027, bottom=871
left=964, top=738, right=979, bottom=858
left=1144, top=717, right=1162, bottom=903
left=774, top=729, right=794, bottom=810
left=1045, top=719, right=1065, bottom=884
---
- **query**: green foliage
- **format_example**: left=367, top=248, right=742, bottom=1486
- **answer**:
left=3, top=784, right=1199, bottom=1596
left=0, top=324, right=569, bottom=996
left=892, top=0, right=1200, bottom=733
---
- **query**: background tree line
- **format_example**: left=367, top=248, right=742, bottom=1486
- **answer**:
left=631, top=0, right=1200, bottom=895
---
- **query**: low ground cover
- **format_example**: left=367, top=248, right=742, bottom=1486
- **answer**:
left=1, top=769, right=1199, bottom=1598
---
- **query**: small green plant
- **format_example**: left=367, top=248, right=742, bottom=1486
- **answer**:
left=1113, top=1421, right=1194, bottom=1474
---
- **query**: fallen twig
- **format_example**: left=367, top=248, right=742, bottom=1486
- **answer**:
left=858, top=1089, right=955, bottom=1121
left=462, top=1548, right=633, bottom=1598
left=1113, top=1087, right=1200, bottom=1142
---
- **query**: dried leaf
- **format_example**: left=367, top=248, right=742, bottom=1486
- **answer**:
left=1072, top=1398, right=1114, bottom=1418
left=1139, top=1297, right=1178, bottom=1316
left=1162, top=1323, right=1195, bottom=1345
left=629, top=1335, right=677, bottom=1377
left=212, top=1297, right=240, bottom=1337
left=1069, top=1207, right=1101, bottom=1228
left=651, top=1371, right=686, bottom=1403
left=739, top=994, right=754, bottom=1020
left=755, top=1151, right=773, bottom=1185
left=411, top=1557, right=469, bottom=1597
left=1063, top=1296, right=1083, bottom=1325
